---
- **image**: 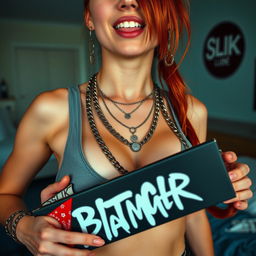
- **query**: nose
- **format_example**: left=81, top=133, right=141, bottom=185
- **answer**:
left=117, top=0, right=138, bottom=11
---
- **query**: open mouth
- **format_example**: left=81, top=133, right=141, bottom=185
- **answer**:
left=114, top=21, right=145, bottom=31
left=113, top=16, right=145, bottom=37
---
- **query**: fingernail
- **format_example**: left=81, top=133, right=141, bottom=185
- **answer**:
left=229, top=172, right=237, bottom=181
left=93, top=238, right=105, bottom=246
left=228, top=152, right=233, bottom=159
left=236, top=202, right=241, bottom=208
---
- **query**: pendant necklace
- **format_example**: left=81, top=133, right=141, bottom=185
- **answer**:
left=85, top=74, right=190, bottom=174
left=98, top=86, right=153, bottom=119
left=89, top=74, right=160, bottom=152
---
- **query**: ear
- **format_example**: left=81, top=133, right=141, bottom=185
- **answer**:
left=84, top=8, right=94, bottom=30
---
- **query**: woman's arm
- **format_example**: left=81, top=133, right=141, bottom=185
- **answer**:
left=0, top=91, right=58, bottom=224
left=0, top=89, right=104, bottom=255
left=185, top=95, right=253, bottom=255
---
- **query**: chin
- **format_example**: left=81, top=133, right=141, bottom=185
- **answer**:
left=116, top=46, right=154, bottom=59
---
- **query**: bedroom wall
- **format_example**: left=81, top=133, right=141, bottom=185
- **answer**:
left=1, top=1, right=255, bottom=125
left=180, top=0, right=256, bottom=125
left=0, top=19, right=89, bottom=99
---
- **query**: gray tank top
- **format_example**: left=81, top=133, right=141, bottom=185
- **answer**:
left=56, top=86, right=192, bottom=193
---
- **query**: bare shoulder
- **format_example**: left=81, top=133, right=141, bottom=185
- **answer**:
left=186, top=94, right=208, bottom=142
left=24, top=88, right=69, bottom=125
left=17, top=88, right=69, bottom=144
left=186, top=94, right=207, bottom=123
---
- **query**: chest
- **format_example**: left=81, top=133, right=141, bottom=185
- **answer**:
left=50, top=100, right=183, bottom=181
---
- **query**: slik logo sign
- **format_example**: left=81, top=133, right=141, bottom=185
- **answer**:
left=203, top=22, right=245, bottom=78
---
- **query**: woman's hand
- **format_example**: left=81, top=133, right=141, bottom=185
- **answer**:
left=40, top=175, right=71, bottom=204
left=16, top=214, right=104, bottom=256
left=14, top=176, right=104, bottom=256
left=222, top=151, right=253, bottom=210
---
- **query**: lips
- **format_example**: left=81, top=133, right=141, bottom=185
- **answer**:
left=113, top=16, right=145, bottom=28
left=113, top=16, right=145, bottom=38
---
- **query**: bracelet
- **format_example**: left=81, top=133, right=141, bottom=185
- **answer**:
left=4, top=210, right=32, bottom=243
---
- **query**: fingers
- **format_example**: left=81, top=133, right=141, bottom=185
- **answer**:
left=224, top=161, right=252, bottom=211
left=36, top=226, right=104, bottom=256
left=225, top=163, right=252, bottom=204
left=232, top=177, right=252, bottom=192
left=228, top=163, right=250, bottom=182
left=38, top=240, right=96, bottom=256
left=23, top=216, right=101, bottom=256
left=233, top=200, right=248, bottom=210
left=224, top=189, right=253, bottom=204
left=40, top=228, right=105, bottom=247
left=41, top=176, right=71, bottom=203
left=222, top=151, right=237, bottom=164
left=223, top=200, right=249, bottom=211
left=43, top=216, right=63, bottom=229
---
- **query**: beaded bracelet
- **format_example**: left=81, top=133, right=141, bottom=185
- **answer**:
left=4, top=210, right=32, bottom=243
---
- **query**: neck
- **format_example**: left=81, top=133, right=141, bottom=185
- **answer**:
left=96, top=48, right=155, bottom=102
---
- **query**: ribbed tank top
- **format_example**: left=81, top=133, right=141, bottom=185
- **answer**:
left=56, top=86, right=192, bottom=193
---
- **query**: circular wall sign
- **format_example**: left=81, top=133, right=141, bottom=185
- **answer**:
left=203, top=22, right=245, bottom=78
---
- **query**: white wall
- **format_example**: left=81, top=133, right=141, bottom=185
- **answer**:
left=0, top=19, right=89, bottom=98
left=180, top=0, right=256, bottom=124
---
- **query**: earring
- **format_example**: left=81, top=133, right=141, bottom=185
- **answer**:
left=164, top=30, right=175, bottom=67
left=89, top=28, right=95, bottom=65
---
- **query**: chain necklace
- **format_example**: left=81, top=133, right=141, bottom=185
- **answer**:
left=158, top=92, right=190, bottom=149
left=98, top=87, right=155, bottom=149
left=98, top=86, right=153, bottom=119
left=89, top=74, right=160, bottom=152
left=86, top=82, right=128, bottom=174
left=85, top=74, right=190, bottom=175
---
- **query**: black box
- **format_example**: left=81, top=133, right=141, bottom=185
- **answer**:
left=33, top=140, right=235, bottom=248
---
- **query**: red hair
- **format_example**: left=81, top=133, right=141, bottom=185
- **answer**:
left=138, top=0, right=236, bottom=218
left=138, top=0, right=199, bottom=146
left=84, top=0, right=198, bottom=145
left=83, top=0, right=236, bottom=219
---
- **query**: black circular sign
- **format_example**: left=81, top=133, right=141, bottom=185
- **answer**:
left=203, top=22, right=245, bottom=78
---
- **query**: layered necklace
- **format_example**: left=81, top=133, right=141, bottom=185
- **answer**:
left=88, top=74, right=160, bottom=153
left=98, top=86, right=153, bottom=119
left=86, top=74, right=189, bottom=175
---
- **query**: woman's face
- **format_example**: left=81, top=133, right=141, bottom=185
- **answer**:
left=85, top=0, right=158, bottom=58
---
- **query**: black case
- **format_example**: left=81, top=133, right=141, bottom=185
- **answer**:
left=33, top=140, right=235, bottom=248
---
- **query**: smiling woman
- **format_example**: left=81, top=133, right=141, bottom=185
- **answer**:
left=0, top=0, right=253, bottom=256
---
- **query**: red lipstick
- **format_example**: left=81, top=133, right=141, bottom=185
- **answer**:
left=113, top=16, right=145, bottom=39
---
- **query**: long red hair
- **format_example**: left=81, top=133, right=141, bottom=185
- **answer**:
left=83, top=0, right=236, bottom=219
left=83, top=0, right=198, bottom=145
left=139, top=0, right=199, bottom=146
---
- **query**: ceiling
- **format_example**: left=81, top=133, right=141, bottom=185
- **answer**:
left=0, top=0, right=84, bottom=25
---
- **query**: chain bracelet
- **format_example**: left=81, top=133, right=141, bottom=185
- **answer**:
left=5, top=210, right=32, bottom=243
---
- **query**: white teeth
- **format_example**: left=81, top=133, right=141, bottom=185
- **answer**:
left=115, top=21, right=143, bottom=29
